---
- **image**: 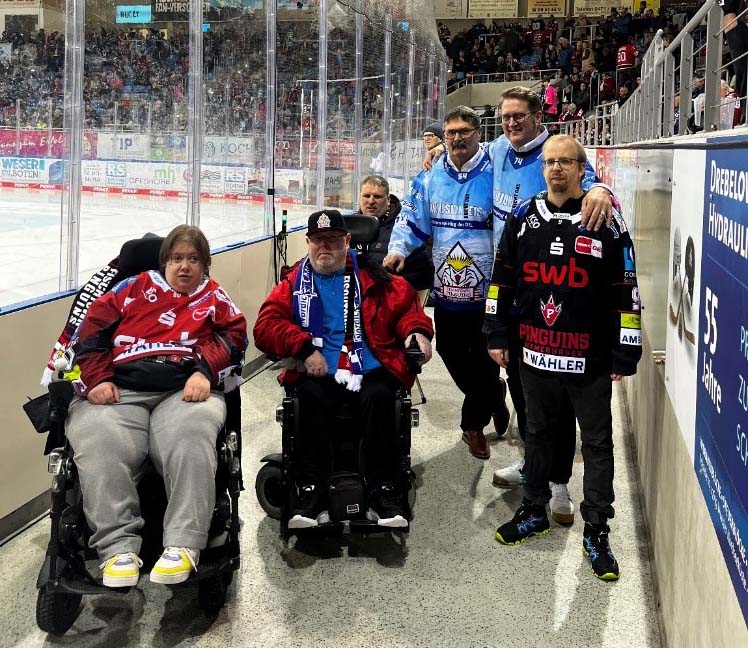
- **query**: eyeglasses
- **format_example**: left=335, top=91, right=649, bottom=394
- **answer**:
left=444, top=127, right=477, bottom=140
left=541, top=158, right=582, bottom=169
left=167, top=253, right=202, bottom=265
left=501, top=112, right=539, bottom=124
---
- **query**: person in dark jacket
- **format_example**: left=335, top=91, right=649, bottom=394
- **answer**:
left=253, top=210, right=433, bottom=529
left=485, top=136, right=641, bottom=581
left=357, top=174, right=434, bottom=292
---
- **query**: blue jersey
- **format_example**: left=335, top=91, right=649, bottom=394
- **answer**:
left=488, top=132, right=602, bottom=251
left=389, top=149, right=495, bottom=312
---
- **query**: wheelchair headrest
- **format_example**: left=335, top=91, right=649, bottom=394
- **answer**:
left=342, top=214, right=380, bottom=246
left=118, top=234, right=164, bottom=277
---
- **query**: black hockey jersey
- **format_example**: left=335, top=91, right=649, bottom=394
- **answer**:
left=483, top=192, right=642, bottom=377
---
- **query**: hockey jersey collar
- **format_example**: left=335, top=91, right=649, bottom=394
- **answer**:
left=444, top=147, right=490, bottom=181
left=512, top=128, right=549, bottom=155
left=535, top=193, right=584, bottom=224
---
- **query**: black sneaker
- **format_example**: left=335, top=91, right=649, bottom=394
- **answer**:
left=583, top=523, right=620, bottom=581
left=369, top=483, right=408, bottom=528
left=495, top=501, right=550, bottom=545
left=288, top=483, right=324, bottom=529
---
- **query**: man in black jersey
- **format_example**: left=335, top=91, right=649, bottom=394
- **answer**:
left=484, top=135, right=642, bottom=580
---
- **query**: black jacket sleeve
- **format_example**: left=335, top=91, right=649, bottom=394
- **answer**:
left=607, top=211, right=643, bottom=375
left=483, top=213, right=520, bottom=350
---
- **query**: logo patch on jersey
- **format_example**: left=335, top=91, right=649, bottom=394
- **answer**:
left=526, top=214, right=540, bottom=229
left=142, top=287, right=158, bottom=303
left=632, top=287, right=640, bottom=311
left=485, top=298, right=497, bottom=314
left=620, top=329, right=641, bottom=345
left=436, top=242, right=486, bottom=302
left=550, top=238, right=564, bottom=255
left=193, top=306, right=216, bottom=321
left=540, top=293, right=563, bottom=327
left=158, top=309, right=177, bottom=327
left=575, top=236, right=603, bottom=258
left=621, top=313, right=641, bottom=328
left=523, top=348, right=586, bottom=373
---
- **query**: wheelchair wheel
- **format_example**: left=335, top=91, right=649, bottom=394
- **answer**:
left=255, top=463, right=283, bottom=520
left=36, top=589, right=82, bottom=636
left=198, top=574, right=227, bottom=613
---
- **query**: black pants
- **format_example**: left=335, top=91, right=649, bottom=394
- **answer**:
left=507, top=326, right=576, bottom=485
left=520, top=366, right=615, bottom=525
left=727, top=23, right=748, bottom=119
left=294, top=368, right=401, bottom=486
left=434, top=306, right=502, bottom=431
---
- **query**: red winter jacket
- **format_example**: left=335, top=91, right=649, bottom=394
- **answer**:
left=253, top=259, right=434, bottom=389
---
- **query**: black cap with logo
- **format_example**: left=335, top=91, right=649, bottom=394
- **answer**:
left=306, top=209, right=348, bottom=236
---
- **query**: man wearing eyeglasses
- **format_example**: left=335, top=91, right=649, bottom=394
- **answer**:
left=424, top=87, right=616, bottom=524
left=384, top=106, right=510, bottom=461
left=485, top=135, right=641, bottom=580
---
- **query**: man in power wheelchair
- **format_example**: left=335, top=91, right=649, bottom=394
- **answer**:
left=253, top=210, right=433, bottom=536
left=28, top=226, right=247, bottom=635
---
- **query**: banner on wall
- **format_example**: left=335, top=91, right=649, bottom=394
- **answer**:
left=574, top=0, right=627, bottom=15
left=696, top=141, right=748, bottom=624
left=665, top=147, right=705, bottom=460
left=467, top=0, right=518, bottom=18
left=434, top=0, right=467, bottom=18
left=528, top=0, right=565, bottom=16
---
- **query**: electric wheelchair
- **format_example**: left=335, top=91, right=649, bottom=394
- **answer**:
left=26, top=235, right=243, bottom=636
left=254, top=215, right=423, bottom=539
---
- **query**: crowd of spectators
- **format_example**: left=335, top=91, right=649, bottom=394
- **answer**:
left=439, top=3, right=703, bottom=132
left=0, top=18, right=393, bottom=142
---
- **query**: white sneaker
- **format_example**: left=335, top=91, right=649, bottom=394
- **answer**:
left=492, top=457, right=525, bottom=488
left=100, top=552, right=143, bottom=588
left=550, top=482, right=575, bottom=525
left=150, top=547, right=199, bottom=585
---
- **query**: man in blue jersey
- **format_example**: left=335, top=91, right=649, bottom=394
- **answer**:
left=384, top=106, right=510, bottom=461
left=425, top=87, right=614, bottom=525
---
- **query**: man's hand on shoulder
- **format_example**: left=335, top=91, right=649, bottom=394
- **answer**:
left=304, top=350, right=328, bottom=377
left=580, top=186, right=613, bottom=231
left=424, top=144, right=445, bottom=171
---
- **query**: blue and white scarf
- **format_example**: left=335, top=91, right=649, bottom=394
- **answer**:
left=293, top=253, right=365, bottom=391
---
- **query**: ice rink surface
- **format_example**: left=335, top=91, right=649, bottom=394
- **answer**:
left=0, top=188, right=312, bottom=309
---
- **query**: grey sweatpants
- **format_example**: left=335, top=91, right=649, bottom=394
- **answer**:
left=66, top=388, right=226, bottom=560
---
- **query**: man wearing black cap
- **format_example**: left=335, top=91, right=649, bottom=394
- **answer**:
left=422, top=122, right=444, bottom=152
left=254, top=210, right=434, bottom=529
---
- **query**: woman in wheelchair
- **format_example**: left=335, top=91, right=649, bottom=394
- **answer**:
left=65, top=225, right=247, bottom=588
left=253, top=210, right=433, bottom=530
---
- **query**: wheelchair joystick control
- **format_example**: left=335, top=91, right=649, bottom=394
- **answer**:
left=405, top=337, right=425, bottom=375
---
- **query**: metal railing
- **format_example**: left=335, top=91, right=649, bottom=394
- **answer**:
left=612, top=0, right=747, bottom=143
left=447, top=68, right=560, bottom=93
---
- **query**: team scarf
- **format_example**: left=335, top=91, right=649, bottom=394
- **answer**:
left=293, top=252, right=364, bottom=392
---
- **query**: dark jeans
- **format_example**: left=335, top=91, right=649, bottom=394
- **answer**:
left=520, top=365, right=615, bottom=525
left=507, top=326, right=576, bottom=485
left=727, top=23, right=748, bottom=119
left=294, top=368, right=402, bottom=486
left=434, top=306, right=502, bottom=431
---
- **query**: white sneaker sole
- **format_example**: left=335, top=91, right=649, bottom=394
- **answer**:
left=288, top=514, right=318, bottom=529
left=102, top=573, right=139, bottom=588
left=150, top=569, right=193, bottom=585
left=492, top=474, right=523, bottom=489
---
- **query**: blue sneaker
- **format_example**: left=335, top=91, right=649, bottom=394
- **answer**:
left=583, top=523, right=620, bottom=581
left=495, top=501, right=550, bottom=545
